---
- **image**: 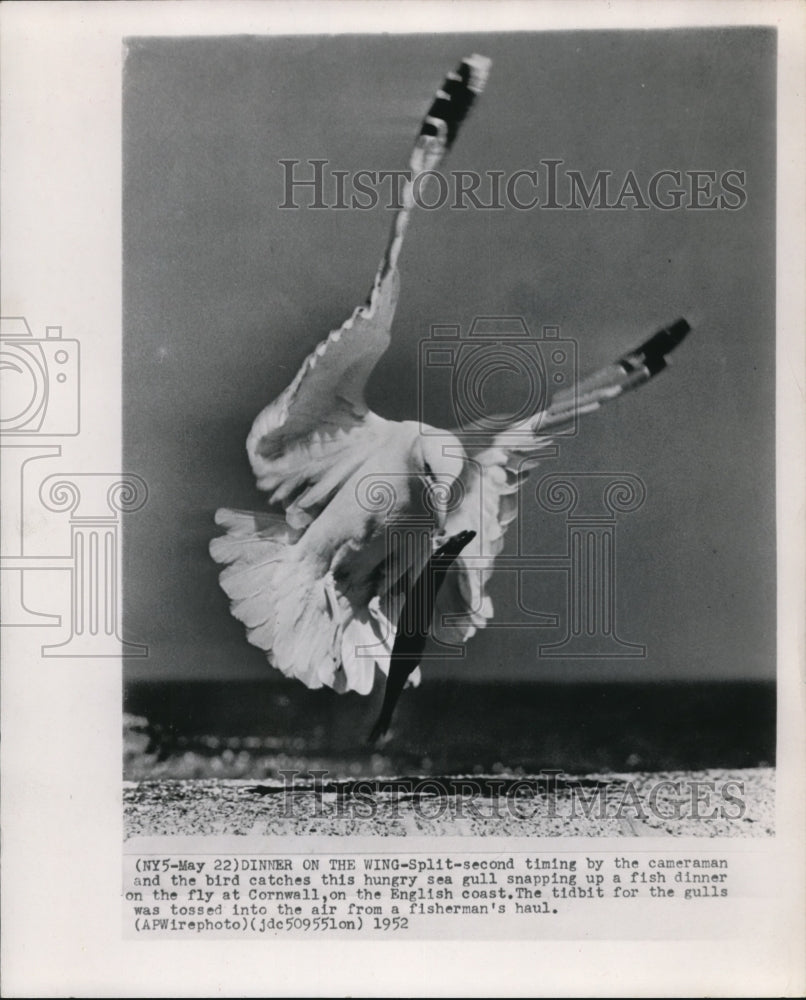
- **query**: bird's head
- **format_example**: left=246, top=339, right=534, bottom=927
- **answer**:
left=412, top=432, right=465, bottom=529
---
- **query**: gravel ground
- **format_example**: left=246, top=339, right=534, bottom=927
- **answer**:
left=124, top=767, right=774, bottom=838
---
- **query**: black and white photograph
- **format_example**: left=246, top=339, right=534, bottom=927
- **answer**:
left=122, top=30, right=776, bottom=837
left=1, top=2, right=804, bottom=996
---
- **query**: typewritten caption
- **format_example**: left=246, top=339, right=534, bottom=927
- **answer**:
left=124, top=851, right=738, bottom=938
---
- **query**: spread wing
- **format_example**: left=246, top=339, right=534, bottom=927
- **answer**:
left=433, top=319, right=693, bottom=643
left=245, top=54, right=492, bottom=530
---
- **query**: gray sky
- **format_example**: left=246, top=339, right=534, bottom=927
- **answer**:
left=123, top=29, right=775, bottom=683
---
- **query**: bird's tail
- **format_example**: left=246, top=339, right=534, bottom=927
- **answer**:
left=210, top=508, right=397, bottom=695
left=210, top=509, right=340, bottom=689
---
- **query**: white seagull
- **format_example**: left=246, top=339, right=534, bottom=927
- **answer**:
left=210, top=55, right=691, bottom=704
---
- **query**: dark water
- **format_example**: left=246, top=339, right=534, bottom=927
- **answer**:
left=124, top=679, right=775, bottom=779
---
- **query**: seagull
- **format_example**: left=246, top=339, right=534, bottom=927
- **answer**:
left=210, top=55, right=692, bottom=713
